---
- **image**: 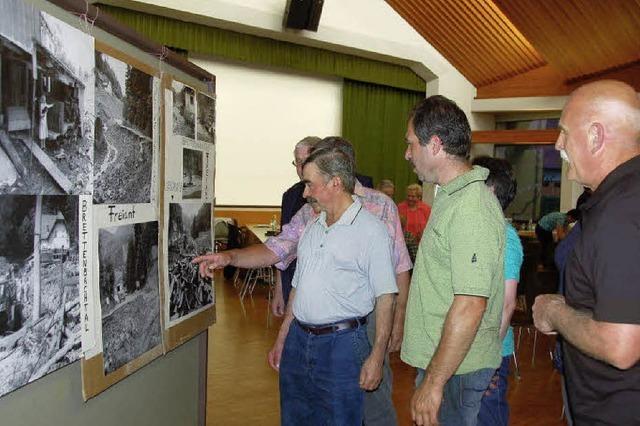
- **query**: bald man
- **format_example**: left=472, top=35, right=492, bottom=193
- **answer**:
left=532, top=80, right=640, bottom=424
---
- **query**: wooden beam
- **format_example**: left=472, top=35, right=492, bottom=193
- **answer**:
left=476, top=64, right=570, bottom=99
left=566, top=60, right=640, bottom=87
left=477, top=62, right=640, bottom=99
left=20, top=137, right=73, bottom=193
left=472, top=129, right=559, bottom=145
left=0, top=130, right=27, bottom=177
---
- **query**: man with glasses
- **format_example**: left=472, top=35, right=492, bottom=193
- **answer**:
left=271, top=137, right=321, bottom=317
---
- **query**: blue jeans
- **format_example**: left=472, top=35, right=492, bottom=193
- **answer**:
left=280, top=320, right=371, bottom=426
left=416, top=367, right=494, bottom=426
left=477, top=356, right=510, bottom=426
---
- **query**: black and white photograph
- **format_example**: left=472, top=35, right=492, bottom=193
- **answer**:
left=0, top=2, right=94, bottom=195
left=172, top=81, right=195, bottom=140
left=93, top=52, right=154, bottom=204
left=98, top=221, right=161, bottom=374
left=182, top=147, right=203, bottom=199
left=0, top=194, right=80, bottom=397
left=196, top=92, right=215, bottom=144
left=168, top=203, right=213, bottom=323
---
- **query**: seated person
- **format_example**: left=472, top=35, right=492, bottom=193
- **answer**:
left=397, top=183, right=431, bottom=241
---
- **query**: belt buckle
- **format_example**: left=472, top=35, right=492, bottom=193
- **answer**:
left=298, top=317, right=364, bottom=335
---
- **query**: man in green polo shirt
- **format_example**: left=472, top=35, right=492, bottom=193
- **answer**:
left=401, top=95, right=505, bottom=426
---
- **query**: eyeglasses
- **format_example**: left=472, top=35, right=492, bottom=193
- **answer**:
left=292, top=160, right=303, bottom=167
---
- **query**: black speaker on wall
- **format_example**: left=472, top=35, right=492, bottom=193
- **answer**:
left=284, top=0, right=324, bottom=31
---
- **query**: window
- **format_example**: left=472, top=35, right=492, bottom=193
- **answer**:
left=495, top=144, right=561, bottom=224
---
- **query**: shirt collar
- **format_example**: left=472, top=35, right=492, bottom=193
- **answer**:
left=440, top=165, right=488, bottom=196
left=583, top=154, right=640, bottom=212
left=318, top=196, right=362, bottom=228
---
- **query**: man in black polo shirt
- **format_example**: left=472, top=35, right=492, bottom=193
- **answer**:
left=532, top=80, right=640, bottom=425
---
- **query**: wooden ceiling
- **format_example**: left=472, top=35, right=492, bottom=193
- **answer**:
left=386, top=0, right=640, bottom=98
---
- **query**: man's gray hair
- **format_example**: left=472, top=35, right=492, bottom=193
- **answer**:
left=304, top=145, right=355, bottom=194
left=312, top=136, right=356, bottom=164
left=295, top=136, right=321, bottom=152
left=378, top=179, right=395, bottom=190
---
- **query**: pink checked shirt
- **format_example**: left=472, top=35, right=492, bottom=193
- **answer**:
left=265, top=182, right=412, bottom=274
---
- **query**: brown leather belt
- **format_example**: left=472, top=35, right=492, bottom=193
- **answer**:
left=296, top=317, right=367, bottom=335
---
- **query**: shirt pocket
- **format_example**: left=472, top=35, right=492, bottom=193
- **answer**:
left=326, top=243, right=366, bottom=297
left=422, top=220, right=446, bottom=254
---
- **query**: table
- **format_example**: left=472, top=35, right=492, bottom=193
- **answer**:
left=247, top=224, right=272, bottom=243
left=518, top=230, right=536, bottom=239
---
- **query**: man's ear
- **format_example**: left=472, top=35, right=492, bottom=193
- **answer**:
left=430, top=135, right=443, bottom=156
left=331, top=175, right=341, bottom=189
left=588, top=123, right=604, bottom=154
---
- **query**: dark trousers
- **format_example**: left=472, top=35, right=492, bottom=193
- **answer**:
left=279, top=320, right=370, bottom=426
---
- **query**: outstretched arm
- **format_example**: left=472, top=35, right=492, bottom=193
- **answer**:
left=192, top=244, right=279, bottom=278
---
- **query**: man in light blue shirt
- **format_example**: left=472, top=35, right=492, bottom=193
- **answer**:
left=267, top=143, right=397, bottom=425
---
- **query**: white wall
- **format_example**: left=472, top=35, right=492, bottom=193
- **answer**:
left=190, top=55, right=342, bottom=205
left=109, top=0, right=451, bottom=81
left=112, top=0, right=501, bottom=207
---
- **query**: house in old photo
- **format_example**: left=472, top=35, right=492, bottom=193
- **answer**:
left=0, top=1, right=91, bottom=194
left=40, top=211, right=70, bottom=261
left=0, top=0, right=37, bottom=134
left=35, top=45, right=84, bottom=146
left=0, top=0, right=38, bottom=189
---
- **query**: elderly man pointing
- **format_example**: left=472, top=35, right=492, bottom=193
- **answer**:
left=269, top=145, right=397, bottom=424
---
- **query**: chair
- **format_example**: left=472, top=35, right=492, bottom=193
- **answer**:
left=238, top=265, right=276, bottom=328
left=239, top=266, right=274, bottom=301
left=214, top=217, right=236, bottom=252
left=512, top=240, right=558, bottom=368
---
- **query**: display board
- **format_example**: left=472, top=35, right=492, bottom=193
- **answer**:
left=0, top=0, right=216, bottom=403
left=161, top=80, right=216, bottom=352
left=0, top=0, right=93, bottom=398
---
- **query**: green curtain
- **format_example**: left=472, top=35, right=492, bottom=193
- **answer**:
left=98, top=5, right=425, bottom=92
left=342, top=79, right=424, bottom=202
